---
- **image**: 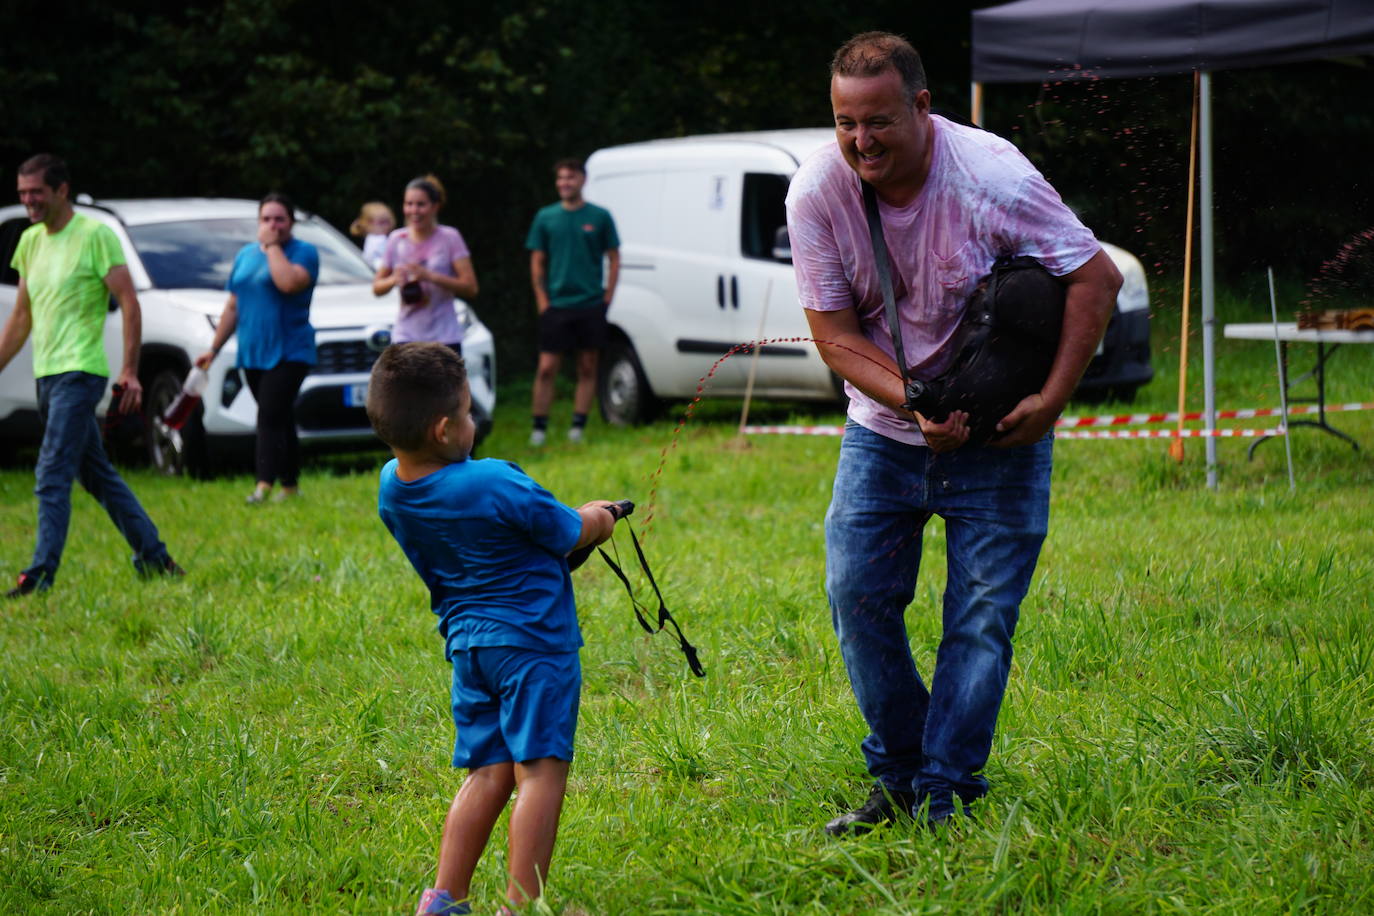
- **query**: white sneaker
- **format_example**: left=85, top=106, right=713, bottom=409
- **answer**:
left=567, top=426, right=584, bottom=444
left=529, top=428, right=547, bottom=447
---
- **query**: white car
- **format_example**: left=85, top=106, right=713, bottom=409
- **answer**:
left=584, top=129, right=1152, bottom=424
left=0, top=198, right=496, bottom=474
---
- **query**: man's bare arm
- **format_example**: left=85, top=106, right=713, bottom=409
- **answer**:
left=104, top=263, right=144, bottom=413
left=604, top=248, right=620, bottom=305
left=0, top=278, right=34, bottom=374
left=530, top=250, right=550, bottom=313
left=805, top=306, right=969, bottom=452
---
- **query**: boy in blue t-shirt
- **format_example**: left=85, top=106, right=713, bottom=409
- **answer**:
left=366, top=342, right=619, bottom=916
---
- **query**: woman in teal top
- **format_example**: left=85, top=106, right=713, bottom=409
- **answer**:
left=198, top=193, right=320, bottom=503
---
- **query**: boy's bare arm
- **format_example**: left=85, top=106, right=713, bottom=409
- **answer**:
left=569, top=501, right=617, bottom=552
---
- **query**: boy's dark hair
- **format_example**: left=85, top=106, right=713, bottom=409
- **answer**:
left=553, top=158, right=585, bottom=176
left=830, top=31, right=928, bottom=105
left=17, top=153, right=70, bottom=190
left=367, top=342, right=467, bottom=451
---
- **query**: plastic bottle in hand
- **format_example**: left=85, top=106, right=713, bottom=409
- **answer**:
left=161, top=366, right=209, bottom=430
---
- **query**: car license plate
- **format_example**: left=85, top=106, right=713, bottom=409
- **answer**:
left=344, top=382, right=368, bottom=407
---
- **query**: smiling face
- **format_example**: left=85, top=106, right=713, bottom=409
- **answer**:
left=830, top=68, right=933, bottom=202
left=403, top=187, right=439, bottom=230
left=368, top=211, right=394, bottom=235
left=555, top=167, right=585, bottom=206
left=17, top=171, right=68, bottom=226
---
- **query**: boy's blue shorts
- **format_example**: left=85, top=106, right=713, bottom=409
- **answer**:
left=449, top=646, right=580, bottom=768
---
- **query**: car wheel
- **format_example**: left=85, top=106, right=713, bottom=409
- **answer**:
left=598, top=339, right=659, bottom=426
left=144, top=368, right=207, bottom=477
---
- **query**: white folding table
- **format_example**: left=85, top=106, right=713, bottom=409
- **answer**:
left=1222, top=322, right=1374, bottom=457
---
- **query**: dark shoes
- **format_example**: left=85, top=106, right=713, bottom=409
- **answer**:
left=824, top=783, right=918, bottom=836
left=5, top=572, right=47, bottom=599
left=135, top=556, right=187, bottom=580
left=7, top=560, right=184, bottom=597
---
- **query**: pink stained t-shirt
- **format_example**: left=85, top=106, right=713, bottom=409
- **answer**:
left=786, top=115, right=1102, bottom=446
left=383, top=224, right=472, bottom=345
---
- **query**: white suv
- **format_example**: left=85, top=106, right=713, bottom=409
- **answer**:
left=585, top=129, right=1152, bottom=423
left=0, top=198, right=497, bottom=474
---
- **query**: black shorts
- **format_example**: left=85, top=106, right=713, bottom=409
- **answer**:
left=538, top=305, right=608, bottom=354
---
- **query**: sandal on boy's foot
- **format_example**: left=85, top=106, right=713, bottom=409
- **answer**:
left=245, top=489, right=268, bottom=504
left=415, top=888, right=470, bottom=915
left=824, top=782, right=918, bottom=836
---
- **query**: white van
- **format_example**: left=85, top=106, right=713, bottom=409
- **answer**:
left=585, top=129, right=1152, bottom=424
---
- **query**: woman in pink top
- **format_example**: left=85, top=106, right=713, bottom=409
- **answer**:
left=371, top=175, right=479, bottom=354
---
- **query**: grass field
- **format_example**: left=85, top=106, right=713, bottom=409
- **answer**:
left=2, top=291, right=1373, bottom=914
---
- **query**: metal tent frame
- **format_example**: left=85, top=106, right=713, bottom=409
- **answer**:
left=970, top=0, right=1374, bottom=487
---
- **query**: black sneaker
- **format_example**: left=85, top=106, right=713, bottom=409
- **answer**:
left=5, top=572, right=46, bottom=599
left=136, top=556, right=186, bottom=580
left=824, top=783, right=918, bottom=836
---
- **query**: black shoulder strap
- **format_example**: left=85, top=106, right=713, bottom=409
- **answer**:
left=598, top=524, right=705, bottom=678
left=861, top=181, right=910, bottom=383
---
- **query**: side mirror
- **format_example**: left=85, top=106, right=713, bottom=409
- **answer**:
left=771, top=225, right=792, bottom=263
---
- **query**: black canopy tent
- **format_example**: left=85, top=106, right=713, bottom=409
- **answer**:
left=970, top=0, right=1374, bottom=486
left=973, top=0, right=1374, bottom=81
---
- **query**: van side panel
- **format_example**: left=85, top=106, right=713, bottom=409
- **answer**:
left=587, top=168, right=664, bottom=260
left=586, top=136, right=847, bottom=404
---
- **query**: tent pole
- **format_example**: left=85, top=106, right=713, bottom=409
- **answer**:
left=1171, top=72, right=1200, bottom=463
left=971, top=81, right=984, bottom=125
left=1201, top=70, right=1218, bottom=488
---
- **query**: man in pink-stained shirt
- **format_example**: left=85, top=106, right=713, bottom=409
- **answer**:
left=786, top=32, right=1120, bottom=835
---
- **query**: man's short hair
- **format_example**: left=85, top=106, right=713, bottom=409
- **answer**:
left=17, top=154, right=70, bottom=191
left=553, top=158, right=585, bottom=176
left=367, top=343, right=467, bottom=451
left=830, top=32, right=927, bottom=105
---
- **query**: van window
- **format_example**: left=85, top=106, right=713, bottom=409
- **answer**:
left=0, top=218, right=30, bottom=286
left=741, top=173, right=790, bottom=262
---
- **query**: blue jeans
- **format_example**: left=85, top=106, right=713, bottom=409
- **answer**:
left=825, top=423, right=1052, bottom=820
left=24, top=372, right=169, bottom=585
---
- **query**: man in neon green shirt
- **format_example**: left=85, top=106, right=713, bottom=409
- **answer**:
left=0, top=154, right=182, bottom=597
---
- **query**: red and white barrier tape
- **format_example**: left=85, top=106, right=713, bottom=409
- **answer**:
left=741, top=401, right=1372, bottom=441
left=1055, top=427, right=1285, bottom=440
left=739, top=424, right=1288, bottom=440
left=1056, top=401, right=1374, bottom=427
